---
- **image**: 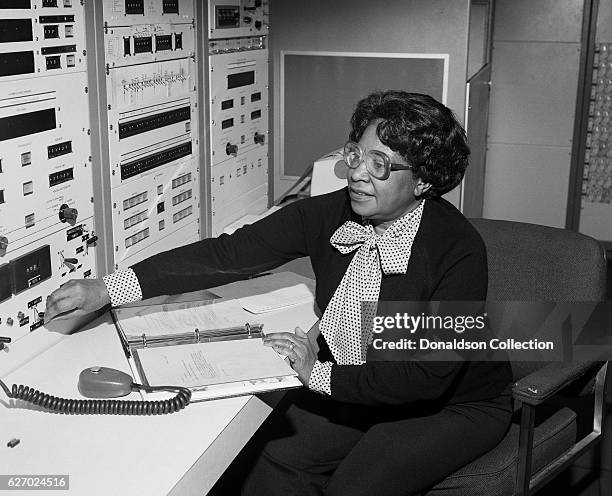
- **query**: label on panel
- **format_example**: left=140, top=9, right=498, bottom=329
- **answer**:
left=107, top=57, right=195, bottom=111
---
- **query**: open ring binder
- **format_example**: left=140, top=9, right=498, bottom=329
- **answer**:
left=110, top=297, right=301, bottom=402
left=135, top=323, right=264, bottom=348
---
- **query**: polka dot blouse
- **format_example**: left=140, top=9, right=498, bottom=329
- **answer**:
left=310, top=200, right=425, bottom=395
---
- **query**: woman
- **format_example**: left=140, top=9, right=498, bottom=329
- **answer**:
left=45, top=91, right=512, bottom=495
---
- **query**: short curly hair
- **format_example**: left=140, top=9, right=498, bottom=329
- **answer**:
left=349, top=91, right=470, bottom=198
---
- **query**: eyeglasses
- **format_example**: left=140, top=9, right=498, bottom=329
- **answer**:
left=342, top=141, right=413, bottom=180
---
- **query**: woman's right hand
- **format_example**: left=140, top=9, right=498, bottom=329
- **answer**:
left=44, top=279, right=111, bottom=323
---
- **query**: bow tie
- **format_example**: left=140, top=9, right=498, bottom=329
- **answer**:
left=319, top=201, right=425, bottom=366
left=330, top=221, right=411, bottom=275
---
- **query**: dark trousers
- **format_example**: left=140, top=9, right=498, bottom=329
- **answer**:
left=240, top=390, right=512, bottom=496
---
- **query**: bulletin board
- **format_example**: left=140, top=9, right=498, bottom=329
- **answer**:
left=280, top=51, right=448, bottom=178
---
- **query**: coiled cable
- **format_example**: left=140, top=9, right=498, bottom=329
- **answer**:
left=0, top=378, right=191, bottom=415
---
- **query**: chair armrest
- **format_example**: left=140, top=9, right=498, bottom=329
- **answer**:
left=512, top=361, right=604, bottom=406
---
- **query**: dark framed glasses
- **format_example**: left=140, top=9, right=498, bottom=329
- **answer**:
left=342, top=141, right=413, bottom=180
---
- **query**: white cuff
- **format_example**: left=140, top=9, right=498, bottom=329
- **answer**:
left=308, top=361, right=333, bottom=395
left=102, top=268, right=143, bottom=307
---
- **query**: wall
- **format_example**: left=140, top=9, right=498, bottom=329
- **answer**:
left=483, top=0, right=584, bottom=227
left=269, top=0, right=472, bottom=207
left=281, top=54, right=446, bottom=178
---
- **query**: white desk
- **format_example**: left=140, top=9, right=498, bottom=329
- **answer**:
left=0, top=273, right=317, bottom=496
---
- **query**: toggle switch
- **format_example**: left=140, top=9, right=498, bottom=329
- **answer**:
left=85, top=233, right=98, bottom=256
left=64, top=258, right=78, bottom=264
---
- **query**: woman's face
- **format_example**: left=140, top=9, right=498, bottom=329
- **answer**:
left=347, top=121, right=429, bottom=229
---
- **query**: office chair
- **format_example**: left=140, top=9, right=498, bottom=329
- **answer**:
left=427, top=218, right=609, bottom=496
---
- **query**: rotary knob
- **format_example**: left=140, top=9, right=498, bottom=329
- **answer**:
left=59, top=204, right=78, bottom=225
left=254, top=132, right=266, bottom=145
left=226, top=143, right=238, bottom=156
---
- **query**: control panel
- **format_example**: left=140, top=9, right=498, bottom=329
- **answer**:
left=0, top=1, right=96, bottom=342
left=208, top=0, right=268, bottom=40
left=209, top=38, right=268, bottom=233
left=583, top=42, right=612, bottom=205
left=111, top=155, right=197, bottom=263
left=207, top=4, right=269, bottom=235
left=104, top=0, right=199, bottom=269
left=0, top=0, right=86, bottom=80
left=102, top=0, right=194, bottom=26
left=104, top=23, right=195, bottom=68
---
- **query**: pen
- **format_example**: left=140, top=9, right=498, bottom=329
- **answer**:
left=0, top=337, right=11, bottom=344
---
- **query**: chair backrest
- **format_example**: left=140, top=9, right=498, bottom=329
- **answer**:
left=469, top=218, right=607, bottom=379
left=470, top=218, right=606, bottom=301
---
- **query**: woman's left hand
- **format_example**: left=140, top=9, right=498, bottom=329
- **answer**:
left=263, top=327, right=319, bottom=386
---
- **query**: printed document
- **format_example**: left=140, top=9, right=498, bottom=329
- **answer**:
left=136, top=338, right=296, bottom=387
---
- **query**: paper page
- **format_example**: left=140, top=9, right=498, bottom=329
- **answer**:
left=239, top=284, right=314, bottom=314
left=257, top=301, right=319, bottom=335
left=211, top=272, right=314, bottom=299
left=117, top=299, right=253, bottom=339
left=211, top=272, right=315, bottom=314
left=136, top=338, right=296, bottom=387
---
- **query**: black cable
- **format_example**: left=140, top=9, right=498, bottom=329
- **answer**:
left=0, top=378, right=191, bottom=415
